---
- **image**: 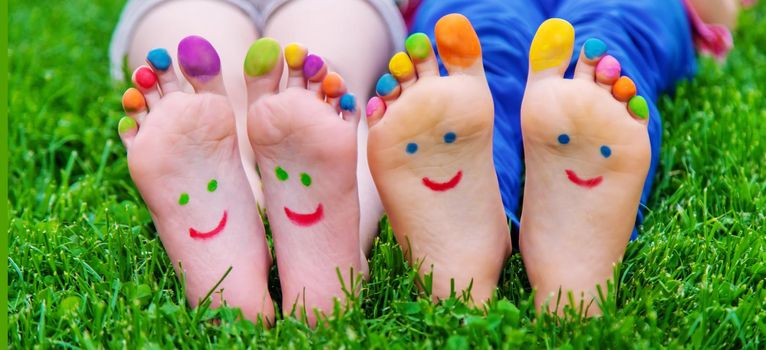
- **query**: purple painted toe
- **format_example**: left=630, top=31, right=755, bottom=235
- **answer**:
left=177, top=36, right=221, bottom=82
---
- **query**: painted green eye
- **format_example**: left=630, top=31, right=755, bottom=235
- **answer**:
left=275, top=166, right=289, bottom=181
left=300, top=173, right=312, bottom=187
left=207, top=179, right=218, bottom=192
left=179, top=193, right=190, bottom=206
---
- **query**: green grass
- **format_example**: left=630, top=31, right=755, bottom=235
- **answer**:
left=8, top=1, right=766, bottom=348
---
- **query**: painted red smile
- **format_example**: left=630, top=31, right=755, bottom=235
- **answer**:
left=565, top=170, right=603, bottom=188
left=284, top=204, right=324, bottom=227
left=422, top=170, right=463, bottom=192
left=189, top=210, right=227, bottom=240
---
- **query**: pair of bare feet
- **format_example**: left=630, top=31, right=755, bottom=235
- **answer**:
left=117, top=14, right=651, bottom=324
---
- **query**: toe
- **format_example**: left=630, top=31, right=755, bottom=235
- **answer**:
left=146, top=48, right=181, bottom=94
left=284, top=43, right=308, bottom=88
left=177, top=35, right=226, bottom=95
left=303, top=54, right=328, bottom=95
left=573, top=38, right=607, bottom=81
left=405, top=33, right=439, bottom=78
left=595, top=55, right=621, bottom=86
left=322, top=72, right=347, bottom=109
left=365, top=96, right=386, bottom=127
left=244, top=38, right=284, bottom=105
left=612, top=76, right=637, bottom=102
left=388, top=52, right=416, bottom=90
left=118, top=116, right=138, bottom=150
left=628, top=95, right=650, bottom=124
left=375, top=73, right=401, bottom=101
left=434, top=14, right=483, bottom=76
left=339, top=93, right=360, bottom=124
left=122, top=88, right=148, bottom=125
left=131, top=66, right=161, bottom=108
left=528, top=18, right=575, bottom=81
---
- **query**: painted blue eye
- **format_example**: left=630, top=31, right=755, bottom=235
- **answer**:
left=558, top=134, right=570, bottom=145
left=443, top=132, right=457, bottom=144
left=600, top=145, right=612, bottom=158
left=406, top=143, right=419, bottom=154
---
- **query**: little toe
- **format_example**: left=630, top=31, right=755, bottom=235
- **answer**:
left=365, top=96, right=386, bottom=127
left=146, top=48, right=181, bottom=94
left=595, top=55, right=621, bottom=87
left=244, top=38, right=284, bottom=105
left=284, top=43, right=308, bottom=88
left=117, top=116, right=138, bottom=150
left=388, top=52, right=417, bottom=90
left=405, top=33, right=439, bottom=78
left=528, top=18, right=575, bottom=81
left=303, top=54, right=328, bottom=95
left=612, top=76, right=637, bottom=102
left=322, top=72, right=347, bottom=109
left=434, top=14, right=484, bottom=76
left=628, top=95, right=650, bottom=124
left=573, top=38, right=607, bottom=81
left=375, top=73, right=401, bottom=101
left=177, top=35, right=226, bottom=95
left=131, top=66, right=161, bottom=107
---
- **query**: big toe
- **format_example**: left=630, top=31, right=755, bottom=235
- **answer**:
left=528, top=18, right=575, bottom=81
left=177, top=35, right=226, bottom=95
left=434, top=13, right=484, bottom=76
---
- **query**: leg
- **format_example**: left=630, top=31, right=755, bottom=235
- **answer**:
left=263, top=0, right=398, bottom=254
left=125, top=0, right=265, bottom=203
left=411, top=0, right=548, bottom=226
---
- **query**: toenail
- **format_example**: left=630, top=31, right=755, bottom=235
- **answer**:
left=583, top=38, right=607, bottom=60
left=600, top=145, right=612, bottom=158
left=244, top=38, right=281, bottom=77
left=406, top=142, right=418, bottom=154
left=135, top=67, right=157, bottom=89
left=443, top=132, right=457, bottom=144
left=340, top=93, right=356, bottom=112
left=118, top=117, right=137, bottom=134
left=366, top=97, right=384, bottom=117
left=558, top=134, right=570, bottom=145
left=284, top=43, right=307, bottom=70
left=389, top=52, right=415, bottom=80
left=303, top=54, right=325, bottom=80
left=122, top=88, right=146, bottom=112
left=596, top=55, right=621, bottom=83
left=612, top=76, right=637, bottom=101
left=529, top=18, right=575, bottom=72
left=435, top=14, right=482, bottom=67
left=405, top=33, right=432, bottom=60
left=376, top=74, right=398, bottom=96
left=628, top=96, right=650, bottom=119
left=322, top=72, right=345, bottom=97
left=147, top=48, right=171, bottom=71
left=177, top=36, right=221, bottom=81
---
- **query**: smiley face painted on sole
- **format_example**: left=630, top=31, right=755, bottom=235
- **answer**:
left=406, top=131, right=463, bottom=192
left=178, top=179, right=228, bottom=239
left=557, top=133, right=612, bottom=189
left=275, top=166, right=324, bottom=227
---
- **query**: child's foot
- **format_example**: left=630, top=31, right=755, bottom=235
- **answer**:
left=689, top=0, right=741, bottom=29
left=118, top=36, right=274, bottom=324
left=366, top=14, right=511, bottom=304
left=244, top=39, right=366, bottom=325
left=520, top=19, right=651, bottom=316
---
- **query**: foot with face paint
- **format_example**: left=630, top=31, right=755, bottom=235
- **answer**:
left=118, top=36, right=274, bottom=324
left=244, top=39, right=366, bottom=325
left=366, top=14, right=511, bottom=304
left=520, top=19, right=652, bottom=316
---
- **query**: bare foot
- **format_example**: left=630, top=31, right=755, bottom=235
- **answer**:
left=118, top=36, right=274, bottom=324
left=689, top=0, right=741, bottom=29
left=244, top=39, right=366, bottom=325
left=520, top=19, right=651, bottom=316
left=366, top=14, right=511, bottom=304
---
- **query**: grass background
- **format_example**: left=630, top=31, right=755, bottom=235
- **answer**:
left=7, top=0, right=766, bottom=348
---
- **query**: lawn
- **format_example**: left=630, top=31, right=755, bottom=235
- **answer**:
left=7, top=1, right=766, bottom=348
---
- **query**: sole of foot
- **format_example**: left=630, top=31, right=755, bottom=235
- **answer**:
left=118, top=37, right=275, bottom=324
left=520, top=19, right=651, bottom=317
left=244, top=39, right=366, bottom=326
left=366, top=14, right=511, bottom=305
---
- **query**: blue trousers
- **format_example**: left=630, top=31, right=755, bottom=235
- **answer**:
left=412, top=0, right=698, bottom=239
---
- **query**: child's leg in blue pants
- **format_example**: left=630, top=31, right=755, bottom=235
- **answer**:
left=412, top=0, right=698, bottom=239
